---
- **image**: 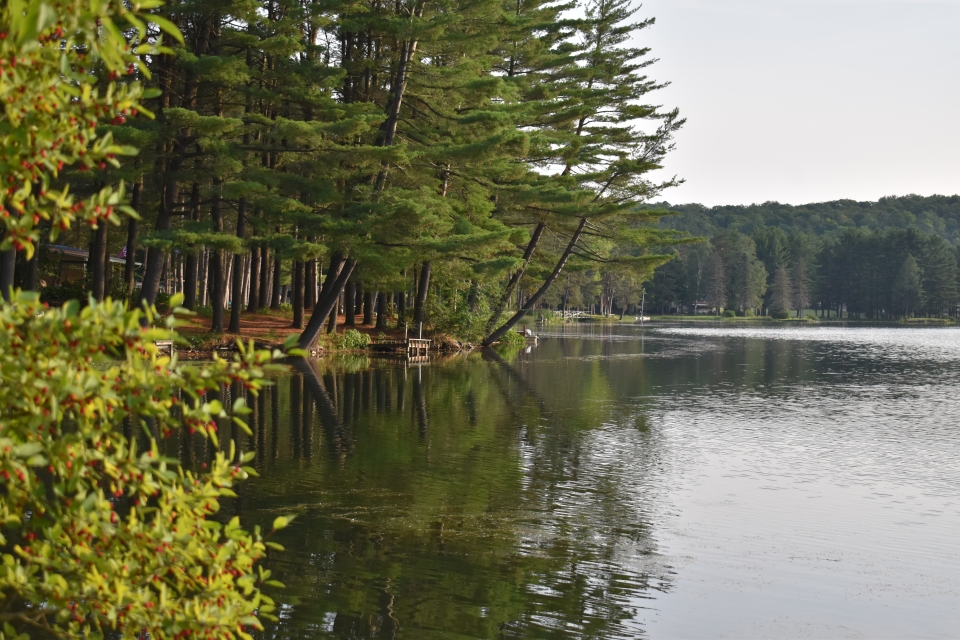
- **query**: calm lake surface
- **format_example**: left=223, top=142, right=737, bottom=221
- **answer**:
left=209, top=325, right=960, bottom=638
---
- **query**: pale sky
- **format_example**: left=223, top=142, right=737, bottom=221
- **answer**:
left=640, top=0, right=960, bottom=206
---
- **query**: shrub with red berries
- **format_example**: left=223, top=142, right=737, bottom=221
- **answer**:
left=0, top=291, right=296, bottom=639
left=0, top=0, right=181, bottom=258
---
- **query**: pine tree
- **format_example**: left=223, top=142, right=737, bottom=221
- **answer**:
left=892, top=254, right=923, bottom=317
left=769, top=266, right=792, bottom=316
left=481, top=0, right=684, bottom=345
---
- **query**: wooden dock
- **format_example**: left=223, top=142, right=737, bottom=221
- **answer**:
left=369, top=338, right=431, bottom=358
left=155, top=340, right=175, bottom=356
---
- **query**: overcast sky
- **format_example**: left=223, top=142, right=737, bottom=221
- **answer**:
left=638, top=0, right=960, bottom=206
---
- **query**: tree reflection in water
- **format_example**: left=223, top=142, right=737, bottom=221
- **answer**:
left=161, top=350, right=670, bottom=639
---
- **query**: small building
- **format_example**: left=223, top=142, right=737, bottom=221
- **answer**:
left=43, top=244, right=126, bottom=287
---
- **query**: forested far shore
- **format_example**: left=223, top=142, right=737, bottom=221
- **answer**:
left=646, top=197, right=960, bottom=320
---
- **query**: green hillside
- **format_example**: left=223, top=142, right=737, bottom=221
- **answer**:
left=654, top=195, right=960, bottom=242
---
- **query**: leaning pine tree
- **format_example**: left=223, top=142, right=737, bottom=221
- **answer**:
left=482, top=0, right=685, bottom=345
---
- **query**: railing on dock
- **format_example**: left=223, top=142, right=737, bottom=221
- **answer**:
left=369, top=337, right=432, bottom=358
left=155, top=340, right=175, bottom=356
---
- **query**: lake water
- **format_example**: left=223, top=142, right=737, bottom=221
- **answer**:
left=204, top=325, right=960, bottom=638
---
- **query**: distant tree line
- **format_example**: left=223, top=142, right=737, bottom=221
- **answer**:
left=655, top=195, right=960, bottom=242
left=648, top=224, right=960, bottom=319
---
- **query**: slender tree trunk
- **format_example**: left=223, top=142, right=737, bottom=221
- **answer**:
left=305, top=258, right=317, bottom=310
left=247, top=245, right=260, bottom=312
left=258, top=246, right=270, bottom=309
left=468, top=281, right=479, bottom=312
left=163, top=254, right=171, bottom=298
left=485, top=222, right=545, bottom=335
left=140, top=165, right=180, bottom=305
left=414, top=262, right=431, bottom=328
left=344, top=279, right=356, bottom=326
left=210, top=182, right=225, bottom=332
left=270, top=255, right=281, bottom=309
left=326, top=292, right=338, bottom=333
left=373, top=33, right=421, bottom=191
left=197, top=248, right=208, bottom=307
left=376, top=291, right=388, bottom=330
left=297, top=258, right=357, bottom=350
left=229, top=197, right=247, bottom=333
left=0, top=249, right=15, bottom=301
left=363, top=290, right=375, bottom=325
left=183, top=182, right=201, bottom=309
left=482, top=218, right=586, bottom=346
left=89, top=219, right=108, bottom=301
left=292, top=260, right=305, bottom=329
left=125, top=177, right=143, bottom=298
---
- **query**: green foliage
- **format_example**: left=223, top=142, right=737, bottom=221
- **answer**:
left=337, top=329, right=370, bottom=350
left=722, top=309, right=736, bottom=318
left=498, top=330, right=528, bottom=347
left=0, top=291, right=290, bottom=638
left=659, top=195, right=960, bottom=243
left=0, top=0, right=178, bottom=255
left=771, top=310, right=790, bottom=320
left=425, top=288, right=492, bottom=343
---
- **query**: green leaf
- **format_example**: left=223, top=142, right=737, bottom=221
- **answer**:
left=272, top=515, right=294, bottom=531
left=147, top=13, right=185, bottom=44
left=12, top=443, right=42, bottom=458
left=232, top=416, right=252, bottom=436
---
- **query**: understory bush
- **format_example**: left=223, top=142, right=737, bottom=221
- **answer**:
left=722, top=309, right=736, bottom=318
left=424, top=289, right=492, bottom=343
left=337, top=328, right=371, bottom=350
left=498, top=330, right=528, bottom=348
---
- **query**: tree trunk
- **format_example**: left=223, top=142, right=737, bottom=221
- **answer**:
left=485, top=222, right=545, bottom=335
left=292, top=260, right=305, bottom=329
left=247, top=244, right=260, bottom=312
left=139, top=165, right=180, bottom=305
left=297, top=258, right=356, bottom=350
left=198, top=247, right=209, bottom=307
left=89, top=219, right=108, bottom=301
left=398, top=275, right=407, bottom=320
left=270, top=255, right=281, bottom=309
left=376, top=291, right=388, bottom=330
left=326, top=292, right=338, bottom=333
left=0, top=248, right=15, bottom=301
left=258, top=246, right=270, bottom=309
left=468, top=281, right=479, bottom=312
left=125, top=176, right=143, bottom=299
left=363, top=290, right=375, bottom=325
left=229, top=197, right=247, bottom=333
left=344, top=279, right=356, bottom=326
left=210, top=181, right=225, bottom=333
left=414, top=262, right=431, bottom=328
left=305, top=258, right=317, bottom=310
left=482, top=218, right=586, bottom=347
left=373, top=33, right=421, bottom=191
left=183, top=182, right=201, bottom=309
left=163, top=253, right=171, bottom=298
